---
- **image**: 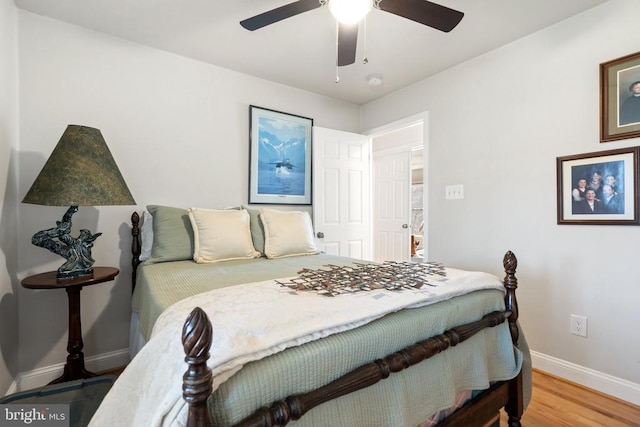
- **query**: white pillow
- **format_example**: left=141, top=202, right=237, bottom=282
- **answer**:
left=187, top=208, right=260, bottom=263
left=139, top=210, right=154, bottom=262
left=260, top=209, right=319, bottom=259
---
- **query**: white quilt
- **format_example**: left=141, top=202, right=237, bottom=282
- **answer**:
left=89, top=268, right=504, bottom=427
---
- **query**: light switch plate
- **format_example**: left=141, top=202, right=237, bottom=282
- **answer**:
left=445, top=184, right=464, bottom=200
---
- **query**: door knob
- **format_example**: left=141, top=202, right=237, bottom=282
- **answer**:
left=316, top=232, right=325, bottom=238
left=402, top=224, right=408, bottom=229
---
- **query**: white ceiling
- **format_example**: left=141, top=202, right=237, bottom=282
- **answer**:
left=14, top=0, right=609, bottom=105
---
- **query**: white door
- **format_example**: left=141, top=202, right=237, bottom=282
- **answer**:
left=313, top=127, right=371, bottom=260
left=373, top=150, right=411, bottom=262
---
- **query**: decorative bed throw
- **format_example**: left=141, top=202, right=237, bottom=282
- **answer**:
left=278, top=261, right=446, bottom=296
left=90, top=267, right=510, bottom=427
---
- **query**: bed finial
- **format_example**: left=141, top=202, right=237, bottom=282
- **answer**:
left=182, top=307, right=213, bottom=427
left=502, top=250, right=519, bottom=345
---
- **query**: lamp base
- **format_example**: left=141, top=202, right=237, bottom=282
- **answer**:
left=31, top=206, right=102, bottom=280
left=57, top=267, right=94, bottom=280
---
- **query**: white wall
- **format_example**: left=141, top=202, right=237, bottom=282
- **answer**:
left=363, top=0, right=640, bottom=402
left=13, top=0, right=640, bottom=405
left=0, top=0, right=19, bottom=395
left=16, top=10, right=360, bottom=385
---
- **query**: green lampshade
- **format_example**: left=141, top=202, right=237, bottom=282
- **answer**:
left=22, top=125, right=135, bottom=206
left=22, top=125, right=135, bottom=279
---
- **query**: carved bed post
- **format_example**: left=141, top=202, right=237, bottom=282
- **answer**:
left=502, top=250, right=523, bottom=427
left=131, top=212, right=141, bottom=293
left=182, top=307, right=214, bottom=427
left=503, top=251, right=519, bottom=345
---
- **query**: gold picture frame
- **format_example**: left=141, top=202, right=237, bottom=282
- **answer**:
left=600, top=51, right=640, bottom=142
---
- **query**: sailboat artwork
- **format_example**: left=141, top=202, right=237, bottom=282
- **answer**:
left=249, top=106, right=313, bottom=205
left=258, top=125, right=304, bottom=195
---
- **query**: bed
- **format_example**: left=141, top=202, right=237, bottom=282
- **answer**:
left=90, top=206, right=530, bottom=427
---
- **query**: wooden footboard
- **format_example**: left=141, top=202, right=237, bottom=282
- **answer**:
left=180, top=251, right=523, bottom=427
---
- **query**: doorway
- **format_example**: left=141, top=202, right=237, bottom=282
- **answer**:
left=368, top=117, right=427, bottom=262
left=410, top=147, right=425, bottom=261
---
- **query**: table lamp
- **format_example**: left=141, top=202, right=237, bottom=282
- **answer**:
left=22, top=125, right=135, bottom=279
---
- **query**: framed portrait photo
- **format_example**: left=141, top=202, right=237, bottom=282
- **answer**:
left=249, top=105, right=313, bottom=205
left=600, top=51, right=640, bottom=142
left=557, top=147, right=640, bottom=225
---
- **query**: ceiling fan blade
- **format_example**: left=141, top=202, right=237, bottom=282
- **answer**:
left=378, top=0, right=464, bottom=32
left=240, top=0, right=322, bottom=31
left=337, top=23, right=358, bottom=66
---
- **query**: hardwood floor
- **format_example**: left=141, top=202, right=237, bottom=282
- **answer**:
left=501, top=369, right=640, bottom=426
left=98, top=366, right=126, bottom=376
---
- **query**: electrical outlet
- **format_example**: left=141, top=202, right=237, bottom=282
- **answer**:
left=570, top=315, right=588, bottom=337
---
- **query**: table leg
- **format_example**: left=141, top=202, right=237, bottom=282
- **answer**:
left=49, top=285, right=98, bottom=384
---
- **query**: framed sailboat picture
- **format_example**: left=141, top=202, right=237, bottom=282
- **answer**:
left=249, top=105, right=313, bottom=205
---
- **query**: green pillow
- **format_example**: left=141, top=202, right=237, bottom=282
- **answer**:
left=146, top=205, right=194, bottom=263
left=241, top=205, right=265, bottom=256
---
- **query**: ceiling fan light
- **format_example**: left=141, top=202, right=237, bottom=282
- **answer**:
left=329, top=0, right=372, bottom=25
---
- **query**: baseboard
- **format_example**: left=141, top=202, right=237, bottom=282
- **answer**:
left=531, top=350, right=640, bottom=406
left=4, top=381, right=18, bottom=396
left=13, top=348, right=130, bottom=393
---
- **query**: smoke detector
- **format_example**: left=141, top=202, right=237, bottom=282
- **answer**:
left=367, top=74, right=383, bottom=87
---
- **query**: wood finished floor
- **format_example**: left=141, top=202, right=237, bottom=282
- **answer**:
left=102, top=367, right=640, bottom=426
left=500, top=369, right=640, bottom=426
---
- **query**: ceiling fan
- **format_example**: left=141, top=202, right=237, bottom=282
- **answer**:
left=240, top=0, right=464, bottom=67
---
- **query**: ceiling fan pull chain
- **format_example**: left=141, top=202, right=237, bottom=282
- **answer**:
left=362, top=15, right=369, bottom=64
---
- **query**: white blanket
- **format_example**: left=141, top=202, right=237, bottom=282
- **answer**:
left=90, top=268, right=503, bottom=427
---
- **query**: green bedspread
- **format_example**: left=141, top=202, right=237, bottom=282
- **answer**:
left=208, top=288, right=525, bottom=426
left=124, top=254, right=531, bottom=427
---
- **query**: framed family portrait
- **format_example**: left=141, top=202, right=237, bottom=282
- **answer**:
left=556, top=147, right=639, bottom=225
left=600, top=51, right=640, bottom=142
left=248, top=105, right=313, bottom=205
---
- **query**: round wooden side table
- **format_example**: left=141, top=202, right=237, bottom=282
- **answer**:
left=22, top=267, right=119, bottom=384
